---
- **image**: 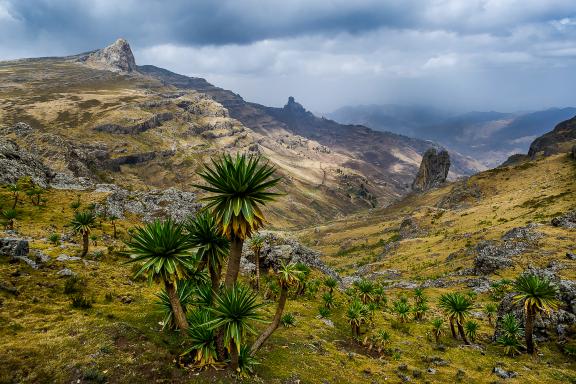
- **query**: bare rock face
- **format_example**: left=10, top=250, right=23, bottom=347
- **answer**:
left=81, top=38, right=136, bottom=73
left=95, top=186, right=201, bottom=222
left=0, top=137, right=54, bottom=187
left=411, top=148, right=450, bottom=192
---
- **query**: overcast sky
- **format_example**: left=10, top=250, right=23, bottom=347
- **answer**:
left=1, top=0, right=576, bottom=113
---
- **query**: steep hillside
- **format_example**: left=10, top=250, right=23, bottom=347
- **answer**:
left=0, top=39, right=480, bottom=227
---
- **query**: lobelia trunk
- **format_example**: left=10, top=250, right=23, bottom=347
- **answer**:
left=164, top=280, right=189, bottom=330
left=449, top=319, right=457, bottom=338
left=525, top=307, right=535, bottom=354
left=250, top=285, right=288, bottom=356
left=224, top=237, right=243, bottom=288
left=82, top=232, right=89, bottom=257
left=457, top=322, right=469, bottom=344
left=210, top=263, right=226, bottom=361
left=209, top=263, right=221, bottom=302
left=230, top=342, right=240, bottom=371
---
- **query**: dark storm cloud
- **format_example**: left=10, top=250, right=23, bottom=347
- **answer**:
left=1, top=0, right=416, bottom=50
left=1, top=0, right=576, bottom=112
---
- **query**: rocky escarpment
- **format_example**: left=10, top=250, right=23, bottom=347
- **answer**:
left=411, top=148, right=450, bottom=192
left=94, top=112, right=174, bottom=134
left=0, top=137, right=54, bottom=187
left=79, top=38, right=136, bottom=73
left=528, top=115, right=576, bottom=158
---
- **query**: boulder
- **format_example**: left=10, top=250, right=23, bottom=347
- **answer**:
left=473, top=241, right=515, bottom=275
left=412, top=148, right=450, bottom=192
left=0, top=237, right=29, bottom=257
left=57, top=268, right=76, bottom=277
left=492, top=367, right=517, bottom=379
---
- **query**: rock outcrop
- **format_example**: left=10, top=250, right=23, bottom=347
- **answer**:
left=437, top=180, right=481, bottom=209
left=528, top=115, right=576, bottom=158
left=80, top=38, right=136, bottom=73
left=473, top=225, right=541, bottom=275
left=0, top=137, right=54, bottom=187
left=240, top=232, right=339, bottom=281
left=494, top=268, right=576, bottom=342
left=411, top=148, right=450, bottom=192
left=551, top=210, right=576, bottom=229
left=96, top=186, right=201, bottom=222
left=93, top=112, right=174, bottom=134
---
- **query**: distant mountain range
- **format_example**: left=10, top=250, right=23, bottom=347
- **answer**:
left=328, top=105, right=576, bottom=167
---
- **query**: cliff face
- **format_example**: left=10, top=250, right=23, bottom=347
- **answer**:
left=411, top=148, right=450, bottom=192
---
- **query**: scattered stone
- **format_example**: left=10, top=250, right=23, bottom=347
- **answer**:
left=32, top=250, right=51, bottom=263
left=119, top=295, right=134, bottom=304
left=412, top=148, right=450, bottom=192
left=320, top=318, right=334, bottom=328
left=13, top=256, right=38, bottom=269
left=57, top=254, right=81, bottom=262
left=0, top=283, right=19, bottom=296
left=57, top=268, right=76, bottom=277
left=566, top=252, right=576, bottom=260
left=426, top=368, right=436, bottom=374
left=492, top=367, right=518, bottom=379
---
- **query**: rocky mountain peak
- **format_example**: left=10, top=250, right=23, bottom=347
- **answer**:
left=81, top=38, right=136, bottom=73
left=411, top=148, right=450, bottom=192
left=284, top=96, right=307, bottom=114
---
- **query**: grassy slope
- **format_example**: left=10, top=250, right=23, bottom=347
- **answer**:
left=1, top=155, right=575, bottom=383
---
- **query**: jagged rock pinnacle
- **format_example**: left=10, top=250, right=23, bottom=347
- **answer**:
left=284, top=96, right=306, bottom=113
left=411, top=148, right=450, bottom=192
left=81, top=38, right=136, bottom=73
